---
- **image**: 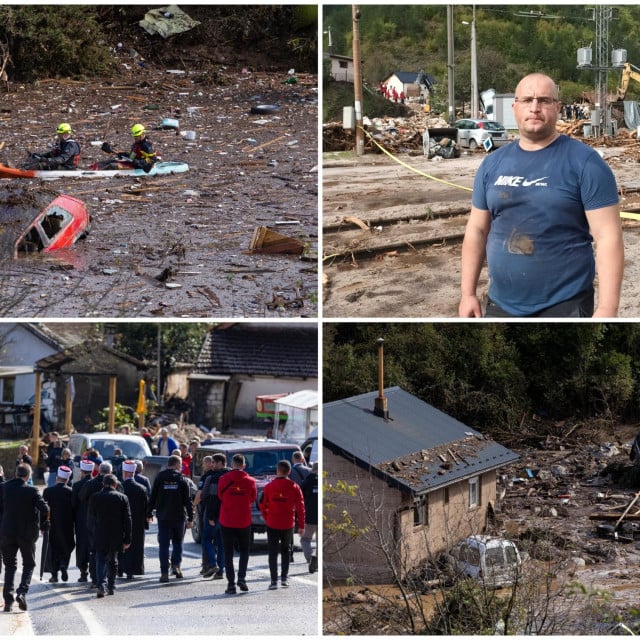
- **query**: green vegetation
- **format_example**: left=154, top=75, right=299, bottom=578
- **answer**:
left=323, top=79, right=411, bottom=122
left=324, top=5, right=640, bottom=109
left=324, top=323, right=640, bottom=438
left=0, top=6, right=317, bottom=82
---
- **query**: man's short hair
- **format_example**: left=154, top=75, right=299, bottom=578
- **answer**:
left=292, top=451, right=305, bottom=463
left=168, top=455, right=182, bottom=469
left=16, top=463, right=31, bottom=479
left=202, top=455, right=213, bottom=465
left=213, top=453, right=226, bottom=465
left=135, top=460, right=143, bottom=472
left=277, top=460, right=291, bottom=475
left=231, top=453, right=245, bottom=467
left=99, top=461, right=113, bottom=475
left=103, top=473, right=117, bottom=488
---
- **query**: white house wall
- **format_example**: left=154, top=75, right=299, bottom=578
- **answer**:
left=0, top=324, right=58, bottom=404
left=233, top=375, right=318, bottom=422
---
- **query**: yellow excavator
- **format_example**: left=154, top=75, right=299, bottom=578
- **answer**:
left=616, top=62, right=640, bottom=100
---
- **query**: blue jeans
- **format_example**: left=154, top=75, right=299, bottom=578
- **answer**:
left=157, top=519, right=185, bottom=575
left=95, top=549, right=117, bottom=592
left=202, top=518, right=224, bottom=572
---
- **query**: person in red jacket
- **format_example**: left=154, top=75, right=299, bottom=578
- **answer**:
left=218, top=454, right=257, bottom=595
left=260, top=460, right=305, bottom=590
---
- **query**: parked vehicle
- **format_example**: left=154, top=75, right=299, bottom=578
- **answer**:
left=454, top=118, right=510, bottom=150
left=189, top=440, right=302, bottom=544
left=301, top=427, right=318, bottom=464
left=446, top=535, right=522, bottom=588
left=67, top=432, right=152, bottom=481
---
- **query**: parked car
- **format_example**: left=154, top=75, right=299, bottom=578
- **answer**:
left=445, top=535, right=522, bottom=588
left=454, top=118, right=510, bottom=150
left=67, top=432, right=152, bottom=481
left=190, top=439, right=302, bottom=544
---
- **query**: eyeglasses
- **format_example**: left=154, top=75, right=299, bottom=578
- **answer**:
left=514, top=96, right=559, bottom=106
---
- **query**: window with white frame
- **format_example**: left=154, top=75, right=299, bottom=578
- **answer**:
left=469, top=476, right=480, bottom=508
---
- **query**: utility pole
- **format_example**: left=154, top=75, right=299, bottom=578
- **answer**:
left=352, top=5, right=364, bottom=156
left=447, top=5, right=455, bottom=124
left=470, top=5, right=478, bottom=119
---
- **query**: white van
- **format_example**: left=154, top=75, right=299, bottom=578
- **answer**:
left=447, top=535, right=522, bottom=588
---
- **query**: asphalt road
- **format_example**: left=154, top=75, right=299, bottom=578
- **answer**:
left=0, top=525, right=318, bottom=636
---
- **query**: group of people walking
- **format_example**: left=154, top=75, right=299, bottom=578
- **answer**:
left=0, top=445, right=318, bottom=611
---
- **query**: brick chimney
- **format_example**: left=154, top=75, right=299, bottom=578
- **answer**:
left=374, top=337, right=389, bottom=419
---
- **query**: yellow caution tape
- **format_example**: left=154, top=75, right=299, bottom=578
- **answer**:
left=360, top=126, right=472, bottom=192
left=359, top=127, right=637, bottom=219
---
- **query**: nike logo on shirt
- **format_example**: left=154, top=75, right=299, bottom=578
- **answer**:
left=493, top=176, right=549, bottom=187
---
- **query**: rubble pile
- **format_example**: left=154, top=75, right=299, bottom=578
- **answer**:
left=494, top=420, right=640, bottom=568
left=323, top=114, right=450, bottom=154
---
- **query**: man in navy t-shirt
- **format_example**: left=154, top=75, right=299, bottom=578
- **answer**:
left=459, top=73, right=623, bottom=318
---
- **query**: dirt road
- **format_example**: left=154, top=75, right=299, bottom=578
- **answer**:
left=0, top=59, right=318, bottom=318
left=322, top=146, right=640, bottom=318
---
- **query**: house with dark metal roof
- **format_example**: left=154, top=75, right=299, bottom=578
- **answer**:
left=191, top=322, right=317, bottom=429
left=324, top=385, right=519, bottom=583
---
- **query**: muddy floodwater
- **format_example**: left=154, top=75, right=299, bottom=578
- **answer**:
left=0, top=64, right=318, bottom=318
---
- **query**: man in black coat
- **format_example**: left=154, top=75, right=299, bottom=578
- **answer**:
left=0, top=464, right=49, bottom=612
left=71, top=459, right=96, bottom=582
left=87, top=474, right=131, bottom=598
left=42, top=465, right=75, bottom=583
left=120, top=460, right=148, bottom=579
left=78, top=461, right=121, bottom=587
left=147, top=455, right=193, bottom=582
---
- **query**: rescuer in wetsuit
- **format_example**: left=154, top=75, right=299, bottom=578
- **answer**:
left=27, top=123, right=81, bottom=170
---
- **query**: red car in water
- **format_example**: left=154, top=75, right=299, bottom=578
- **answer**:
left=14, top=194, right=91, bottom=257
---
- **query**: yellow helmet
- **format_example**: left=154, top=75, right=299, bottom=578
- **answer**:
left=56, top=123, right=72, bottom=135
left=131, top=124, right=146, bottom=137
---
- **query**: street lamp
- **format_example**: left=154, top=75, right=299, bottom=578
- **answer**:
left=462, top=6, right=478, bottom=118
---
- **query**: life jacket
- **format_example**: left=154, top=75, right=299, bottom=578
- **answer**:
left=131, top=138, right=156, bottom=163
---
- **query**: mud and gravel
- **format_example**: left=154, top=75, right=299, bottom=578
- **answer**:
left=0, top=52, right=318, bottom=318
left=322, top=144, right=640, bottom=319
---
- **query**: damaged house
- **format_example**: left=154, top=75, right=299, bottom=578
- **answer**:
left=190, top=322, right=317, bottom=430
left=324, top=384, right=519, bottom=584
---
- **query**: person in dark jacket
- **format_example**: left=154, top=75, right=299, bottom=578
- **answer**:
left=300, top=461, right=318, bottom=573
left=72, top=459, right=95, bottom=582
left=260, top=460, right=305, bottom=590
left=78, top=461, right=120, bottom=587
left=27, top=123, right=81, bottom=170
left=218, top=454, right=257, bottom=594
left=87, top=474, right=131, bottom=598
left=134, top=460, right=152, bottom=496
left=45, top=432, right=65, bottom=487
left=42, top=465, right=75, bottom=583
left=0, top=464, right=49, bottom=612
left=147, top=455, right=193, bottom=583
left=120, top=461, right=149, bottom=579
left=202, top=453, right=230, bottom=579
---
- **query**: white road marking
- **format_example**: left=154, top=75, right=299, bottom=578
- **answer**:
left=58, top=589, right=107, bottom=636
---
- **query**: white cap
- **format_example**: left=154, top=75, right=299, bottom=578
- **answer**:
left=57, top=465, right=72, bottom=479
left=80, top=460, right=95, bottom=472
left=122, top=460, right=137, bottom=473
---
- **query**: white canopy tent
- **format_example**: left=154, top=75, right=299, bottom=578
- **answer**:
left=274, top=389, right=318, bottom=445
